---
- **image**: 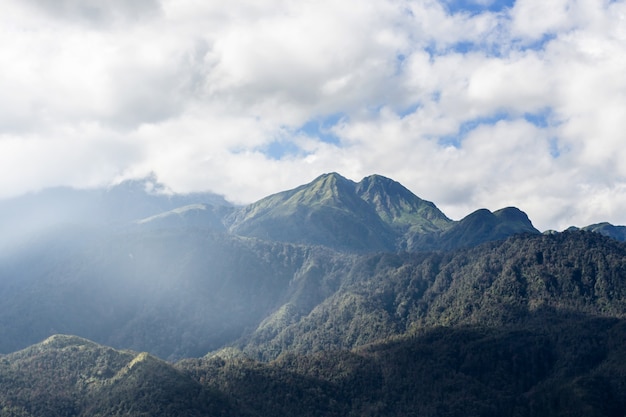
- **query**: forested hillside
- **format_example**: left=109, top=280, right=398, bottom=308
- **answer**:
left=0, top=335, right=235, bottom=417
left=239, top=231, right=626, bottom=359
left=0, top=173, right=543, bottom=358
left=0, top=227, right=354, bottom=359
left=1, top=174, right=626, bottom=416
left=181, top=317, right=626, bottom=417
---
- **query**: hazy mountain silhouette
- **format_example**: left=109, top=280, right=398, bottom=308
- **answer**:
left=1, top=174, right=626, bottom=416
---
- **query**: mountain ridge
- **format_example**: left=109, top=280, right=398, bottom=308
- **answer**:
left=3, top=230, right=626, bottom=415
left=225, top=173, right=398, bottom=251
left=226, top=172, right=540, bottom=252
left=2, top=172, right=624, bottom=251
left=0, top=172, right=624, bottom=362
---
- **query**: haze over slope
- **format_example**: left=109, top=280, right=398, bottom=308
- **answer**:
left=3, top=231, right=626, bottom=416
left=1, top=174, right=626, bottom=415
left=0, top=172, right=543, bottom=358
left=0, top=173, right=622, bottom=361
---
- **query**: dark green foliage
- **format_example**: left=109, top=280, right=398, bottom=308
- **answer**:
left=237, top=231, right=626, bottom=360
left=177, top=318, right=626, bottom=417
left=2, top=231, right=626, bottom=416
left=3, top=319, right=625, bottom=416
left=0, top=335, right=235, bottom=417
left=2, top=175, right=626, bottom=416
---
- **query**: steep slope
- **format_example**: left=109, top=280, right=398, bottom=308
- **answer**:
left=355, top=174, right=452, bottom=233
left=227, top=173, right=398, bottom=251
left=407, top=206, right=540, bottom=251
left=227, top=172, right=539, bottom=253
left=240, top=231, right=626, bottom=359
left=228, top=173, right=459, bottom=252
left=0, top=227, right=353, bottom=360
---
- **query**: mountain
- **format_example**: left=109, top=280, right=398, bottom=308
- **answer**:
left=354, top=174, right=452, bottom=233
left=2, top=173, right=626, bottom=415
left=582, top=222, right=626, bottom=242
left=226, top=173, right=541, bottom=252
left=0, top=173, right=612, bottom=360
left=0, top=335, right=235, bottom=417
left=226, top=173, right=399, bottom=252
left=437, top=206, right=540, bottom=249
left=238, top=231, right=626, bottom=359
left=0, top=172, right=544, bottom=254
left=0, top=175, right=230, bottom=251
left=4, top=230, right=626, bottom=416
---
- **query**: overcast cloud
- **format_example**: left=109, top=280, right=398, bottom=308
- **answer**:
left=1, top=0, right=625, bottom=230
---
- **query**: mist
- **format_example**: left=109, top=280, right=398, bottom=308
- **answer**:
left=0, top=178, right=345, bottom=360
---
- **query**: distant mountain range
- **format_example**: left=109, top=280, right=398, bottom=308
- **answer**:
left=1, top=173, right=626, bottom=416
left=138, top=172, right=542, bottom=252
left=2, top=172, right=622, bottom=251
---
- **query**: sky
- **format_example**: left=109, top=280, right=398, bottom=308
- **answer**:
left=1, top=0, right=625, bottom=231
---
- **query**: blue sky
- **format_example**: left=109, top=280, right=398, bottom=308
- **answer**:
left=1, top=0, right=626, bottom=230
left=444, top=0, right=516, bottom=14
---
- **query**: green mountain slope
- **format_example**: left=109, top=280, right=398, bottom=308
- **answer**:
left=354, top=174, right=452, bottom=233
left=239, top=231, right=626, bottom=359
left=0, top=335, right=234, bottom=417
left=407, top=206, right=540, bottom=251
left=227, top=173, right=398, bottom=251
left=2, top=231, right=626, bottom=416
left=179, top=318, right=626, bottom=417
left=227, top=173, right=538, bottom=252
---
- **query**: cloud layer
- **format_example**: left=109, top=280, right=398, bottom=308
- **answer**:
left=1, top=0, right=625, bottom=230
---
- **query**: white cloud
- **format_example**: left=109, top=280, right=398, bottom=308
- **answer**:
left=509, top=0, right=575, bottom=40
left=21, top=0, right=162, bottom=26
left=1, top=0, right=626, bottom=231
left=465, top=51, right=552, bottom=114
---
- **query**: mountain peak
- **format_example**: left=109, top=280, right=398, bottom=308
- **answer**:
left=227, top=172, right=395, bottom=251
left=356, top=174, right=452, bottom=233
left=432, top=206, right=540, bottom=250
left=493, top=206, right=532, bottom=222
left=582, top=222, right=626, bottom=241
left=41, top=334, right=98, bottom=349
left=297, top=172, right=356, bottom=205
left=313, top=172, right=350, bottom=183
left=226, top=173, right=460, bottom=251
